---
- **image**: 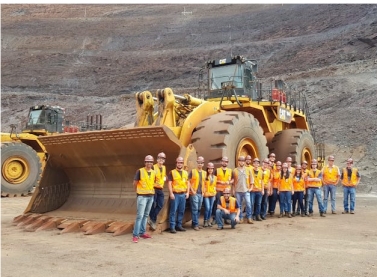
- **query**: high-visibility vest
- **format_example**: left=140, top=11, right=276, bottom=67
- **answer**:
left=233, top=167, right=252, bottom=189
left=262, top=168, right=271, bottom=189
left=322, top=165, right=340, bottom=185
left=190, top=169, right=206, bottom=195
left=219, top=196, right=237, bottom=213
left=204, top=175, right=217, bottom=197
left=216, top=168, right=232, bottom=191
left=293, top=175, right=305, bottom=191
left=171, top=169, right=189, bottom=193
left=308, top=169, right=322, bottom=188
left=272, top=170, right=281, bottom=189
left=342, top=168, right=359, bottom=187
left=136, top=168, right=156, bottom=195
left=251, top=168, right=263, bottom=191
left=279, top=175, right=293, bottom=191
left=153, top=164, right=166, bottom=189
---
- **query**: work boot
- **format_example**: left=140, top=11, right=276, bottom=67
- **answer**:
left=320, top=212, right=326, bottom=217
left=256, top=215, right=262, bottom=221
left=342, top=210, right=349, bottom=214
left=278, top=213, right=283, bottom=218
left=204, top=220, right=209, bottom=227
left=247, top=218, right=254, bottom=224
left=301, top=212, right=305, bottom=217
left=332, top=211, right=337, bottom=214
left=288, top=213, right=292, bottom=218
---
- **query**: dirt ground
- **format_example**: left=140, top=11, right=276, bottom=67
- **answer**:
left=1, top=194, right=377, bottom=277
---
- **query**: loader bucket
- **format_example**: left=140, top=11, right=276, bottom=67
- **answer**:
left=21, top=126, right=197, bottom=235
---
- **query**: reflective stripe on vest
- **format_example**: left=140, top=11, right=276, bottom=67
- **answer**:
left=220, top=196, right=237, bottom=213
left=342, top=168, right=359, bottom=187
left=137, top=168, right=155, bottom=194
left=172, top=169, right=189, bottom=193
left=252, top=169, right=263, bottom=191
left=322, top=165, right=339, bottom=185
left=153, top=164, right=166, bottom=189
left=190, top=169, right=206, bottom=194
left=308, top=169, right=322, bottom=187
left=216, top=168, right=232, bottom=191
left=204, top=175, right=217, bottom=197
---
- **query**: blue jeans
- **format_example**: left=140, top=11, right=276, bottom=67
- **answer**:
left=215, top=209, right=237, bottom=228
left=190, top=194, right=203, bottom=227
left=323, top=185, right=337, bottom=212
left=250, top=191, right=262, bottom=218
left=235, top=191, right=251, bottom=219
left=268, top=188, right=279, bottom=213
left=132, top=195, right=154, bottom=237
left=292, top=191, right=304, bottom=213
left=261, top=189, right=269, bottom=218
left=279, top=191, right=292, bottom=213
left=343, top=186, right=356, bottom=212
left=169, top=193, right=187, bottom=229
left=203, top=196, right=215, bottom=221
left=149, top=189, right=164, bottom=223
left=211, top=191, right=223, bottom=219
left=308, top=187, right=325, bottom=214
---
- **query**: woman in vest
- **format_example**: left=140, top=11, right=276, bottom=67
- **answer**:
left=278, top=163, right=294, bottom=218
left=203, top=162, right=217, bottom=227
left=292, top=165, right=306, bottom=217
left=340, top=158, right=361, bottom=214
left=268, top=161, right=282, bottom=216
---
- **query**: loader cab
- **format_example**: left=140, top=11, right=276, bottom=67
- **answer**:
left=23, top=105, right=65, bottom=135
left=205, top=55, right=259, bottom=100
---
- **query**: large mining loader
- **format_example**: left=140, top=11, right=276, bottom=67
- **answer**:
left=1, top=105, right=67, bottom=196
left=14, top=55, right=321, bottom=235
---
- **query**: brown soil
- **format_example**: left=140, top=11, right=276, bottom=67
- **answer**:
left=2, top=195, right=377, bottom=276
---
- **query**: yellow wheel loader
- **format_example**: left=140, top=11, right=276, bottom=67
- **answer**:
left=15, top=55, right=323, bottom=235
left=1, top=105, right=66, bottom=196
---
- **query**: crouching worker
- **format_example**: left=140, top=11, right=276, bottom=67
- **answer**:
left=215, top=188, right=240, bottom=230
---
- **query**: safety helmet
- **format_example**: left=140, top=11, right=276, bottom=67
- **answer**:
left=222, top=156, right=229, bottom=162
left=286, top=157, right=292, bottom=162
left=246, top=155, right=252, bottom=160
left=296, top=165, right=302, bottom=170
left=157, top=152, right=166, bottom=159
left=282, top=162, right=288, bottom=168
left=145, top=155, right=154, bottom=162
left=176, top=156, right=184, bottom=163
left=276, top=161, right=282, bottom=166
left=253, top=158, right=260, bottom=163
left=263, top=158, right=270, bottom=163
left=269, top=153, right=276, bottom=158
left=328, top=155, right=335, bottom=161
left=207, top=162, right=214, bottom=169
left=197, top=156, right=205, bottom=163
left=223, top=187, right=231, bottom=194
left=347, top=158, right=353, bottom=164
left=302, top=161, right=308, bottom=165
left=311, top=159, right=318, bottom=164
left=238, top=156, right=245, bottom=161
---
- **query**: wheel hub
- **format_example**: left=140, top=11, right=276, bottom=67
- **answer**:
left=2, top=158, right=29, bottom=184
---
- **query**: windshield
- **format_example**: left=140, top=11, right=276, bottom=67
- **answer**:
left=28, top=110, right=43, bottom=124
left=209, top=64, right=243, bottom=90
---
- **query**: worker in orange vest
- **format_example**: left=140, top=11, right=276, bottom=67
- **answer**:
left=215, top=187, right=240, bottom=230
left=321, top=155, right=341, bottom=214
left=340, top=158, right=361, bottom=214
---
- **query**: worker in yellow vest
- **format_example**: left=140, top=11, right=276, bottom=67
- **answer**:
left=189, top=156, right=206, bottom=231
left=250, top=157, right=264, bottom=221
left=148, top=152, right=167, bottom=231
left=132, top=155, right=156, bottom=243
left=215, top=187, right=240, bottom=230
left=168, top=156, right=190, bottom=233
left=260, top=158, right=272, bottom=220
left=321, top=155, right=340, bottom=214
left=340, top=158, right=361, bottom=214
left=307, top=159, right=326, bottom=217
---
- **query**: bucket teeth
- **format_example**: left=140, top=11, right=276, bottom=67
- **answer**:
left=24, top=216, right=53, bottom=231
left=17, top=214, right=43, bottom=227
left=84, top=222, right=108, bottom=235
left=113, top=223, right=134, bottom=236
left=36, top=218, right=65, bottom=232
left=13, top=214, right=32, bottom=224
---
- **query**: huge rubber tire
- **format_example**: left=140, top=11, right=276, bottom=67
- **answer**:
left=191, top=112, right=269, bottom=169
left=1, top=142, right=42, bottom=195
left=268, top=129, right=315, bottom=164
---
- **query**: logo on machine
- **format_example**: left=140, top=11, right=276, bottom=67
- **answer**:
left=219, top=59, right=227, bottom=64
left=278, top=107, right=292, bottom=123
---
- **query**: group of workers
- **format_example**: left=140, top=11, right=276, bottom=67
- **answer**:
left=131, top=152, right=361, bottom=243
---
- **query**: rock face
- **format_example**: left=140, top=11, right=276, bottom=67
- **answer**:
left=1, top=4, right=377, bottom=191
